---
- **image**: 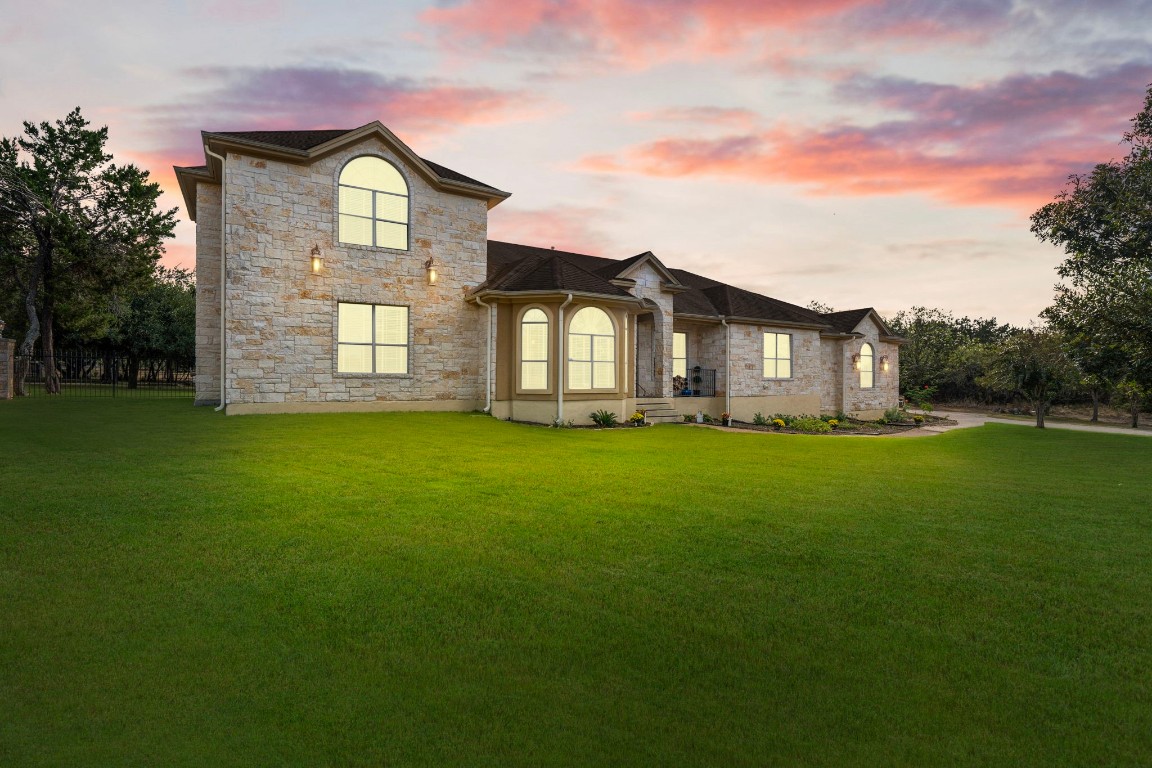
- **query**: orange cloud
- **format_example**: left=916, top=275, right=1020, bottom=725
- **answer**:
left=580, top=65, right=1150, bottom=211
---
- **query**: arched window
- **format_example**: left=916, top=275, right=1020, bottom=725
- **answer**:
left=568, top=307, right=616, bottom=390
left=520, top=308, right=549, bottom=390
left=338, top=157, right=409, bottom=250
left=859, top=343, right=874, bottom=388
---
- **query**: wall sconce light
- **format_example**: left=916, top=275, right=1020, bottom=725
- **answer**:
left=851, top=353, right=861, bottom=371
left=424, top=256, right=438, bottom=285
left=879, top=355, right=890, bottom=372
left=310, top=245, right=322, bottom=274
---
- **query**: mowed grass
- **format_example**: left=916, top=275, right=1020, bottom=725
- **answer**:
left=1, top=400, right=1150, bottom=767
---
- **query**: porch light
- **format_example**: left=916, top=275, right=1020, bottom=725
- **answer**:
left=310, top=245, right=322, bottom=274
left=879, top=355, right=890, bottom=372
left=424, top=257, right=438, bottom=285
left=851, top=353, right=861, bottom=371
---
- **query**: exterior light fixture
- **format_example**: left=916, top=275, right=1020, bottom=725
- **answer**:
left=424, top=256, right=438, bottom=285
left=851, top=353, right=861, bottom=371
left=310, top=245, right=322, bottom=274
left=879, top=355, right=890, bottom=372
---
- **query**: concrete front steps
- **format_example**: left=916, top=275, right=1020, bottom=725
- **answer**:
left=636, top=400, right=681, bottom=424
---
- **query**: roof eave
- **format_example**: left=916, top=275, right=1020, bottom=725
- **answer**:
left=469, top=288, right=644, bottom=305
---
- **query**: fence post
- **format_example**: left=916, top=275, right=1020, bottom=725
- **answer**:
left=0, top=335, right=14, bottom=401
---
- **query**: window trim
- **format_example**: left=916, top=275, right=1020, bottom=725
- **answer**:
left=566, top=306, right=619, bottom=393
left=859, top=342, right=874, bottom=389
left=335, top=301, right=411, bottom=376
left=763, top=331, right=793, bottom=380
left=336, top=155, right=411, bottom=252
left=515, top=304, right=554, bottom=395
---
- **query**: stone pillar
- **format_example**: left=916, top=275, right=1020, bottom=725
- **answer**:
left=0, top=336, right=14, bottom=400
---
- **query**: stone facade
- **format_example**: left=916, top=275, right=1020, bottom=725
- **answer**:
left=182, top=125, right=901, bottom=423
left=194, top=136, right=489, bottom=413
left=0, top=337, right=13, bottom=400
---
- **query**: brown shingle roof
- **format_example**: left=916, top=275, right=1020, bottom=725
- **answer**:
left=483, top=241, right=835, bottom=327
left=205, top=129, right=503, bottom=192
left=822, top=308, right=873, bottom=334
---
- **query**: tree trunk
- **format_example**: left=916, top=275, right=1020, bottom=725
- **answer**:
left=1035, top=403, right=1046, bottom=428
left=41, top=306, right=59, bottom=394
left=1132, top=398, right=1141, bottom=429
left=1090, top=388, right=1099, bottom=422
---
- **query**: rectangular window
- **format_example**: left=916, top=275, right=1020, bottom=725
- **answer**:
left=763, top=332, right=792, bottom=379
left=673, top=332, right=687, bottom=378
left=337, top=303, right=408, bottom=374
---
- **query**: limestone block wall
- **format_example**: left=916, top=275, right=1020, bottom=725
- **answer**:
left=820, top=339, right=844, bottom=414
left=841, top=317, right=900, bottom=417
left=674, top=322, right=727, bottom=394
left=218, top=137, right=489, bottom=409
left=194, top=184, right=222, bottom=406
left=622, top=262, right=675, bottom=397
left=728, top=324, right=822, bottom=400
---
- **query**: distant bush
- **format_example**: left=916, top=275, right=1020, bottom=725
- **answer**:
left=790, top=417, right=832, bottom=434
left=883, top=407, right=905, bottom=422
left=753, top=412, right=769, bottom=426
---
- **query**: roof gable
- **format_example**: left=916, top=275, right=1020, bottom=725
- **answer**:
left=175, top=121, right=510, bottom=220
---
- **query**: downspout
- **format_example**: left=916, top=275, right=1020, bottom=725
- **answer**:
left=204, top=145, right=227, bottom=412
left=722, top=317, right=731, bottom=417
left=474, top=295, right=493, bottom=413
left=556, top=293, right=573, bottom=424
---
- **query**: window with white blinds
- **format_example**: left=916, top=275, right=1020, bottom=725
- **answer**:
left=338, top=157, right=409, bottom=250
left=568, top=307, right=615, bottom=390
left=520, top=308, right=549, bottom=390
left=337, top=303, right=409, bottom=374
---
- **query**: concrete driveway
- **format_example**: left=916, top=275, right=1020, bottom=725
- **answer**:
left=894, top=409, right=1152, bottom=437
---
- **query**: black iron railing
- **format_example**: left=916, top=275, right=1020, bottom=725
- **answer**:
left=13, top=349, right=194, bottom=398
left=672, top=367, right=717, bottom=398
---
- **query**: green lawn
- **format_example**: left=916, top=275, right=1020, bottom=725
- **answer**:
left=2, top=399, right=1150, bottom=766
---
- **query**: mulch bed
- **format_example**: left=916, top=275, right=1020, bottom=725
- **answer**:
left=714, top=414, right=957, bottom=436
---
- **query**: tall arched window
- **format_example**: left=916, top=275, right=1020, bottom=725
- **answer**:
left=568, top=307, right=616, bottom=390
left=520, top=308, right=549, bottom=390
left=338, top=157, right=409, bottom=250
left=859, top=342, right=874, bottom=388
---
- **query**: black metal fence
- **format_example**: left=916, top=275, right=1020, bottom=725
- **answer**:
left=673, top=367, right=717, bottom=398
left=13, top=349, right=194, bottom=398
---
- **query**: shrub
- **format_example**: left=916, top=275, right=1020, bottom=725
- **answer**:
left=913, top=414, right=925, bottom=424
left=629, top=410, right=646, bottom=425
left=883, top=407, right=905, bottom=423
left=590, top=410, right=617, bottom=428
left=772, top=413, right=793, bottom=426
left=790, top=417, right=832, bottom=434
left=752, top=412, right=769, bottom=426
left=682, top=414, right=694, bottom=422
left=772, top=418, right=786, bottom=428
left=702, top=413, right=714, bottom=423
left=827, top=419, right=839, bottom=428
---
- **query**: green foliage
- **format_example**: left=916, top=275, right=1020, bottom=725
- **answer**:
left=0, top=108, right=177, bottom=392
left=883, top=407, right=905, bottom=422
left=629, top=410, right=646, bottom=425
left=982, top=328, right=1075, bottom=428
left=913, top=415, right=925, bottom=424
left=1034, top=83, right=1152, bottom=405
left=789, top=417, right=832, bottom=434
left=752, top=412, right=769, bottom=426
left=590, top=409, right=618, bottom=428
left=887, top=306, right=1014, bottom=401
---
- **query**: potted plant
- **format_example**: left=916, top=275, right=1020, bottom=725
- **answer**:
left=692, top=365, right=702, bottom=396
left=629, top=409, right=646, bottom=427
left=721, top=411, right=731, bottom=426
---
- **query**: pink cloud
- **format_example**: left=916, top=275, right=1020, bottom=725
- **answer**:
left=579, top=65, right=1152, bottom=210
left=488, top=205, right=614, bottom=254
left=422, top=0, right=1021, bottom=68
left=629, top=107, right=760, bottom=130
left=137, top=66, right=541, bottom=168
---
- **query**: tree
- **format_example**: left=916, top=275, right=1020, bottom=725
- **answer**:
left=982, top=328, right=1074, bottom=428
left=106, top=266, right=196, bottom=386
left=886, top=306, right=1013, bottom=401
left=1032, top=83, right=1152, bottom=426
left=0, top=108, right=176, bottom=393
left=806, top=299, right=835, bottom=314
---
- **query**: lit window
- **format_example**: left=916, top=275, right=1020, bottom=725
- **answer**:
left=568, top=307, right=616, bottom=390
left=763, top=332, right=792, bottom=379
left=673, top=332, right=687, bottom=378
left=338, top=157, right=409, bottom=250
left=520, top=308, right=549, bottom=390
left=337, top=303, right=408, bottom=373
left=860, top=342, right=874, bottom=388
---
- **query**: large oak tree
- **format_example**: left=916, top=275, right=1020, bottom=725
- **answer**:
left=0, top=108, right=176, bottom=393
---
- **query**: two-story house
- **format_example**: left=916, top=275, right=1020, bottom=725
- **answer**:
left=174, top=122, right=902, bottom=424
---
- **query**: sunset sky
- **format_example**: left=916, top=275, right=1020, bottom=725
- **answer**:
left=2, top=0, right=1150, bottom=325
